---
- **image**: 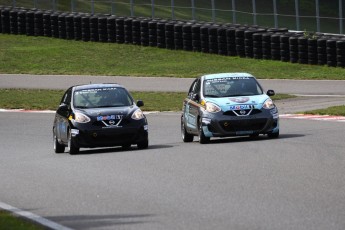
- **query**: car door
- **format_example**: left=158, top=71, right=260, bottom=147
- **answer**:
left=55, top=88, right=72, bottom=143
left=184, top=78, right=202, bottom=132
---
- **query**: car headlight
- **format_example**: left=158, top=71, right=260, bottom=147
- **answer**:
left=205, top=102, right=221, bottom=113
left=74, top=112, right=91, bottom=123
left=132, top=109, right=144, bottom=120
left=263, top=98, right=275, bottom=109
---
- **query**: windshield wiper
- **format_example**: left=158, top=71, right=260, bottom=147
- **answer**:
left=204, top=94, right=220, bottom=98
left=224, top=94, right=243, bottom=97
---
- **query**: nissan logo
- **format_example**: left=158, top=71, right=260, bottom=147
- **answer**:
left=109, top=120, right=115, bottom=125
left=240, top=110, right=246, bottom=115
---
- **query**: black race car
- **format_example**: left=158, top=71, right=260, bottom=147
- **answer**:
left=53, top=83, right=148, bottom=154
left=181, top=73, right=279, bottom=144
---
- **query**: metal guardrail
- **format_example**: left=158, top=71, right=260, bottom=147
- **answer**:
left=1, top=0, right=344, bottom=34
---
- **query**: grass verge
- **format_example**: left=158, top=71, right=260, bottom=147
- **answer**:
left=0, top=210, right=44, bottom=230
left=1, top=34, right=345, bottom=79
left=302, top=106, right=345, bottom=116
left=0, top=89, right=293, bottom=111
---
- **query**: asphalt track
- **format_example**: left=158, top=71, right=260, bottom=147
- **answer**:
left=0, top=74, right=345, bottom=230
left=1, top=73, right=345, bottom=113
left=1, top=74, right=345, bottom=95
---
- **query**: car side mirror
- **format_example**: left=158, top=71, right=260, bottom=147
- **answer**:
left=137, top=100, right=144, bottom=107
left=192, top=94, right=200, bottom=101
left=58, top=103, right=69, bottom=112
left=267, top=90, right=275, bottom=96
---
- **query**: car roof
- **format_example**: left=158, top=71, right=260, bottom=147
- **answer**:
left=73, top=83, right=125, bottom=91
left=202, top=73, right=255, bottom=80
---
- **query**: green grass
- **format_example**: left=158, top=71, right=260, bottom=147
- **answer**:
left=0, top=210, right=45, bottom=230
left=1, top=34, right=345, bottom=79
left=0, top=89, right=291, bottom=111
left=0, top=89, right=186, bottom=111
left=302, top=106, right=345, bottom=116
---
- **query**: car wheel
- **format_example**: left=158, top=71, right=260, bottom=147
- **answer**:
left=53, top=129, right=65, bottom=153
left=137, top=138, right=149, bottom=149
left=68, top=131, right=80, bottom=155
left=181, top=119, right=193, bottom=142
left=198, top=121, right=210, bottom=144
left=267, top=130, right=279, bottom=138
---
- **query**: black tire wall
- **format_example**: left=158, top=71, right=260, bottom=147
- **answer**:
left=1, top=5, right=345, bottom=68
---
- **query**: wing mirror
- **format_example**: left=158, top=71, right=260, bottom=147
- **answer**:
left=58, top=103, right=69, bottom=111
left=267, top=90, right=275, bottom=96
left=137, top=100, right=144, bottom=107
left=192, top=94, right=200, bottom=101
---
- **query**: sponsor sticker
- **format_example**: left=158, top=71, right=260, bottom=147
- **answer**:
left=97, top=115, right=123, bottom=121
left=229, top=104, right=253, bottom=110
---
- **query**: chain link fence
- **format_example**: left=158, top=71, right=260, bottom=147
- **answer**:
left=0, top=0, right=344, bottom=34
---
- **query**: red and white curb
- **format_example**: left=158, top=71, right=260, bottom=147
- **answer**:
left=280, top=114, right=345, bottom=122
left=0, top=201, right=73, bottom=230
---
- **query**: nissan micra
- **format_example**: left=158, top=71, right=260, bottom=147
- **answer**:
left=181, top=73, right=279, bottom=143
left=53, top=83, right=148, bottom=154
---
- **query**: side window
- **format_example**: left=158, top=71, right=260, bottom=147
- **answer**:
left=193, top=79, right=201, bottom=95
left=61, top=88, right=72, bottom=105
left=188, top=79, right=201, bottom=96
left=188, top=79, right=198, bottom=96
left=187, top=79, right=201, bottom=102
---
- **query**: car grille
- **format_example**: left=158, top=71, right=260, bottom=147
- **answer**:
left=223, top=109, right=262, bottom=116
left=92, top=118, right=130, bottom=127
left=220, top=118, right=267, bottom=132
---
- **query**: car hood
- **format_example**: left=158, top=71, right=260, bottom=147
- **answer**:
left=76, top=106, right=136, bottom=118
left=205, top=94, right=270, bottom=111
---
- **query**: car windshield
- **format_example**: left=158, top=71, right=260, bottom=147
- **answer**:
left=73, top=87, right=133, bottom=108
left=203, top=77, right=263, bottom=97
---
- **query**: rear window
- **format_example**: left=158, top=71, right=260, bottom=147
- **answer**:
left=73, top=87, right=133, bottom=108
left=203, top=77, right=263, bottom=97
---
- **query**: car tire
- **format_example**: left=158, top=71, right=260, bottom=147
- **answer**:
left=268, top=130, right=279, bottom=138
left=68, top=131, right=80, bottom=155
left=181, top=119, right=193, bottom=142
left=53, top=129, right=65, bottom=153
left=198, top=121, right=210, bottom=144
left=137, top=139, right=149, bottom=149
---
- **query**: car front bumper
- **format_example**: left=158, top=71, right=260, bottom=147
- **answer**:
left=201, top=109, right=279, bottom=137
left=71, top=123, right=148, bottom=148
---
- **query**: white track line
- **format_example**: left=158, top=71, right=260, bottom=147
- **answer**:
left=0, top=201, right=73, bottom=230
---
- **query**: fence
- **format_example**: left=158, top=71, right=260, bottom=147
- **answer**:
left=0, top=0, right=344, bottom=34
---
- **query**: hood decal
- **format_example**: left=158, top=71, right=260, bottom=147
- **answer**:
left=205, top=94, right=270, bottom=111
left=229, top=97, right=250, bottom=103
